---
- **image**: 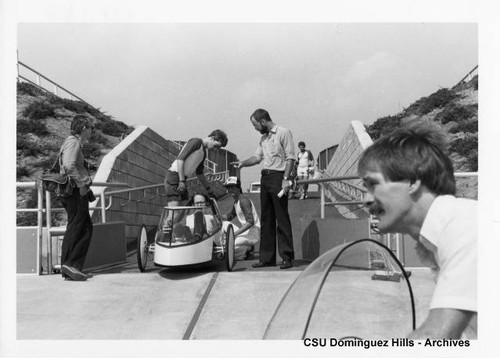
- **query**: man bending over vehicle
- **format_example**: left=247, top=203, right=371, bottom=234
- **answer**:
left=164, top=129, right=228, bottom=206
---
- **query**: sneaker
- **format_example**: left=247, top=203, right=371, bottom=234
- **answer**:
left=62, top=265, right=87, bottom=281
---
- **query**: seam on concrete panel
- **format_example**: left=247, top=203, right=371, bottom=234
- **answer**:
left=182, top=272, right=219, bottom=340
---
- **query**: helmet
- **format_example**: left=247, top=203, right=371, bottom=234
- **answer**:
left=224, top=176, right=241, bottom=188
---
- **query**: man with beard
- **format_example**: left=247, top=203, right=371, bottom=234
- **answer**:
left=357, top=121, right=477, bottom=339
left=231, top=109, right=295, bottom=269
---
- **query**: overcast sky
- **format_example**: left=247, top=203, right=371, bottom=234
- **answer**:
left=17, top=23, right=477, bottom=188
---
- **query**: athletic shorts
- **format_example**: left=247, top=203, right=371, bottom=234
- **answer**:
left=164, top=170, right=189, bottom=202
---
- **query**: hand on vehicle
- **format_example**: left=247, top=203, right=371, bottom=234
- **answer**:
left=177, top=181, right=187, bottom=193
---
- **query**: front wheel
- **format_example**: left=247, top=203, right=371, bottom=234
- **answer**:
left=137, top=225, right=149, bottom=272
left=225, top=224, right=236, bottom=272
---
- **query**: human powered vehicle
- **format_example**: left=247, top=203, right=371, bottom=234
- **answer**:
left=136, top=197, right=236, bottom=272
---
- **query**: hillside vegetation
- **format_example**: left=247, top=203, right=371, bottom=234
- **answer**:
left=365, top=74, right=478, bottom=198
left=16, top=81, right=134, bottom=225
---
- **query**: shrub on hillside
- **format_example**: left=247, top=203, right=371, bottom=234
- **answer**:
left=405, top=88, right=458, bottom=116
left=91, top=131, right=109, bottom=146
left=468, top=151, right=478, bottom=172
left=366, top=115, right=402, bottom=140
left=22, top=101, right=56, bottom=120
left=99, top=119, right=130, bottom=137
left=17, top=134, right=44, bottom=157
left=17, top=165, right=31, bottom=179
left=449, top=120, right=478, bottom=134
left=437, top=103, right=476, bottom=125
left=17, top=118, right=50, bottom=136
left=470, top=75, right=478, bottom=90
left=17, top=81, right=45, bottom=97
left=82, top=142, right=102, bottom=159
left=450, top=136, right=478, bottom=157
left=48, top=96, right=88, bottom=114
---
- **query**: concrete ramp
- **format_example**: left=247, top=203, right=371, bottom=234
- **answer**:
left=16, top=259, right=433, bottom=340
left=16, top=259, right=304, bottom=340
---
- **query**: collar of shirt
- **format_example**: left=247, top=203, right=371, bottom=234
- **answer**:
left=267, top=124, right=278, bottom=136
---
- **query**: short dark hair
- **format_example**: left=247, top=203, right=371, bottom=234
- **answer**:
left=251, top=108, right=271, bottom=123
left=187, top=192, right=210, bottom=206
left=70, top=115, right=92, bottom=135
left=209, top=129, right=228, bottom=147
left=358, top=120, right=456, bottom=195
left=298, top=141, right=306, bottom=147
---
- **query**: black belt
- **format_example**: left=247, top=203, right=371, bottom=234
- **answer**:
left=261, top=169, right=284, bottom=175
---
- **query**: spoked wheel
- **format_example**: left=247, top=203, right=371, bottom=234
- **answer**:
left=137, top=225, right=149, bottom=272
left=225, top=224, right=236, bottom=272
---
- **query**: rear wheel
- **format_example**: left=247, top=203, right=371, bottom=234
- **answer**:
left=137, top=225, right=149, bottom=272
left=225, top=224, right=236, bottom=272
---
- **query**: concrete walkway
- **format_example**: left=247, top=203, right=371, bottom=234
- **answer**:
left=17, top=255, right=433, bottom=340
left=17, top=258, right=305, bottom=340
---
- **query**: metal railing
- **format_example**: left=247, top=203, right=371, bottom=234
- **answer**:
left=16, top=181, right=129, bottom=275
left=296, top=171, right=478, bottom=259
left=455, top=65, right=478, bottom=87
left=17, top=60, right=95, bottom=106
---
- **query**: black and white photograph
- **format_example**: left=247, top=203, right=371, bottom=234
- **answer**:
left=1, top=0, right=499, bottom=357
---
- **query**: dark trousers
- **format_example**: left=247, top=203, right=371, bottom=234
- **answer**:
left=60, top=190, right=93, bottom=270
left=259, top=172, right=294, bottom=263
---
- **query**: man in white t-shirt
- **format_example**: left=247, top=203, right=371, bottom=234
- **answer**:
left=295, top=141, right=314, bottom=199
left=358, top=121, right=477, bottom=339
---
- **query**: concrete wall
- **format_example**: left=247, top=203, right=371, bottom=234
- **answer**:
left=322, top=120, right=373, bottom=219
left=91, top=126, right=179, bottom=241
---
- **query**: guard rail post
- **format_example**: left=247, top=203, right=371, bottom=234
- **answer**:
left=36, top=183, right=43, bottom=275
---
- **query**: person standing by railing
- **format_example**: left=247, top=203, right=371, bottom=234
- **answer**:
left=295, top=141, right=315, bottom=199
left=59, top=115, right=96, bottom=281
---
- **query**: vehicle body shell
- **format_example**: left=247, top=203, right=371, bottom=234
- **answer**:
left=137, top=197, right=235, bottom=271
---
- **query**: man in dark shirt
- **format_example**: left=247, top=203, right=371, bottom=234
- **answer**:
left=164, top=129, right=228, bottom=206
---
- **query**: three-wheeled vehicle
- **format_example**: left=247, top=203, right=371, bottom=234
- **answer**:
left=136, top=197, right=236, bottom=272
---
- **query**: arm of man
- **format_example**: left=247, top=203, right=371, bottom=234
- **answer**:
left=196, top=173, right=214, bottom=196
left=407, top=308, right=474, bottom=339
left=281, top=128, right=295, bottom=192
left=231, top=156, right=262, bottom=169
left=233, top=196, right=255, bottom=236
left=307, top=150, right=315, bottom=169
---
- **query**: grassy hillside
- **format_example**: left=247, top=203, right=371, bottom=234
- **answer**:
left=16, top=81, right=134, bottom=225
left=365, top=75, right=478, bottom=198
